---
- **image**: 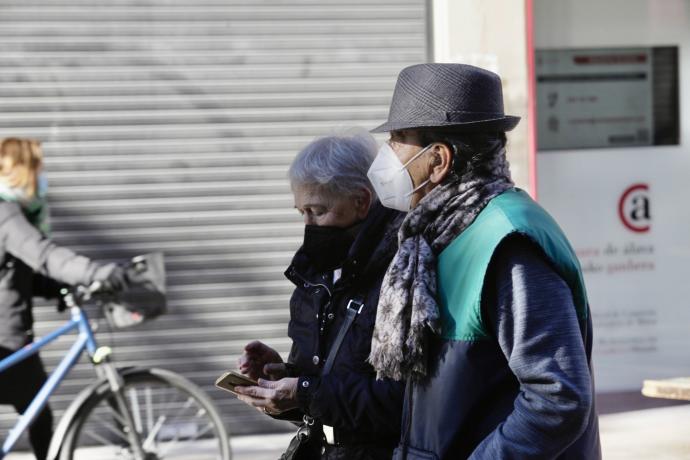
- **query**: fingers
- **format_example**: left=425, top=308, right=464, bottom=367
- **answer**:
left=235, top=381, right=287, bottom=400
left=236, top=394, right=281, bottom=415
left=235, top=384, right=274, bottom=398
left=263, top=363, right=287, bottom=380
left=235, top=379, right=298, bottom=415
left=236, top=393, right=268, bottom=408
left=246, top=365, right=266, bottom=381
left=257, top=378, right=275, bottom=389
left=239, top=341, right=269, bottom=379
left=237, top=356, right=256, bottom=375
left=238, top=355, right=256, bottom=372
left=258, top=378, right=299, bottom=400
left=234, top=385, right=280, bottom=414
left=244, top=340, right=266, bottom=353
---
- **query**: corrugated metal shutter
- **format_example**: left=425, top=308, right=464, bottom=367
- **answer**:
left=0, top=0, right=428, bottom=442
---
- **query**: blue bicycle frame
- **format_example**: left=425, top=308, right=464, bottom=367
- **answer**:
left=0, top=307, right=98, bottom=458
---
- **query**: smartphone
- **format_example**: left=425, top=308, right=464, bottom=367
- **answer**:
left=215, top=370, right=258, bottom=395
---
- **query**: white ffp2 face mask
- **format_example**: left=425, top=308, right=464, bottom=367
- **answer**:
left=367, top=143, right=432, bottom=212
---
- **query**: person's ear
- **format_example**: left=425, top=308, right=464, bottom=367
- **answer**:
left=353, top=187, right=372, bottom=220
left=428, top=143, right=453, bottom=184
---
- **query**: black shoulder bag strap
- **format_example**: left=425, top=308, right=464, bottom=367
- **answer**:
left=280, top=296, right=365, bottom=460
left=322, top=296, right=364, bottom=376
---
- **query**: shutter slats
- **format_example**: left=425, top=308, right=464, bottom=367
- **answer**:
left=0, top=0, right=427, bottom=440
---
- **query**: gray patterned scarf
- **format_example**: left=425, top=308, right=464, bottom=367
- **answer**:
left=369, top=148, right=513, bottom=381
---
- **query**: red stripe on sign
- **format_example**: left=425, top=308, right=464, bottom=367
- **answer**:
left=574, top=54, right=647, bottom=65
left=525, top=0, right=537, bottom=200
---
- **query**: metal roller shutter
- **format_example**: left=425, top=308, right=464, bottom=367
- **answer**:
left=0, top=0, right=428, bottom=441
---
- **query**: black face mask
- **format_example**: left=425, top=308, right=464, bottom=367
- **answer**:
left=302, top=224, right=356, bottom=272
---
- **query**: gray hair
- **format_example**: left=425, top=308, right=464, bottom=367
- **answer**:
left=288, top=130, right=378, bottom=199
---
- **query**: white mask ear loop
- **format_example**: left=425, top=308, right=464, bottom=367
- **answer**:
left=404, top=178, right=430, bottom=198
left=399, top=143, right=434, bottom=171
left=399, top=143, right=434, bottom=197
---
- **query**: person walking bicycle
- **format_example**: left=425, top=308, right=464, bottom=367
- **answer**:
left=0, top=137, right=125, bottom=460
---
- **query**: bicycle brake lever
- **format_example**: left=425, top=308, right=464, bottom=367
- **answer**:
left=88, top=280, right=103, bottom=294
left=130, top=255, right=148, bottom=274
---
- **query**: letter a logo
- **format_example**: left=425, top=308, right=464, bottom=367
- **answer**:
left=618, top=183, right=651, bottom=233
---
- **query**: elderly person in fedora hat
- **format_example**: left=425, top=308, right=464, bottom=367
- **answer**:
left=234, top=131, right=405, bottom=459
left=366, top=64, right=601, bottom=459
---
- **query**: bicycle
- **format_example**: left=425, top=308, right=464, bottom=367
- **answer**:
left=0, top=254, right=232, bottom=460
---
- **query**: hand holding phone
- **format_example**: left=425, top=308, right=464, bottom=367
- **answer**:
left=215, top=370, right=258, bottom=395
left=238, top=341, right=283, bottom=380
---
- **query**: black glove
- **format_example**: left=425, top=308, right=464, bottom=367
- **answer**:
left=33, top=274, right=64, bottom=299
left=56, top=293, right=69, bottom=313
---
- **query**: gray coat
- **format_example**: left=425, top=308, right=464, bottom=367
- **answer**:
left=0, top=201, right=110, bottom=350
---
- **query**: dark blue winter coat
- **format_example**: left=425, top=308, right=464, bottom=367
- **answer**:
left=284, top=202, right=405, bottom=457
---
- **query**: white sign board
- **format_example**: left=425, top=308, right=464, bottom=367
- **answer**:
left=538, top=150, right=690, bottom=392
left=534, top=0, right=690, bottom=397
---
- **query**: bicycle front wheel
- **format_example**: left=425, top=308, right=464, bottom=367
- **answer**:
left=60, top=367, right=231, bottom=460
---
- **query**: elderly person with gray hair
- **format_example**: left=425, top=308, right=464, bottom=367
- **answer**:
left=234, top=131, right=405, bottom=459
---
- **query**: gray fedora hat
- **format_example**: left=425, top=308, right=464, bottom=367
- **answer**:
left=372, top=63, right=520, bottom=133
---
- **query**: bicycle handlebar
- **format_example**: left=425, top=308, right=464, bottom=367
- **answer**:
left=60, top=254, right=151, bottom=307
left=59, top=281, right=105, bottom=309
left=58, top=253, right=166, bottom=330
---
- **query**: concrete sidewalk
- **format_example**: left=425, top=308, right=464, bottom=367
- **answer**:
left=599, top=404, right=690, bottom=459
left=6, top=405, right=690, bottom=459
left=3, top=433, right=293, bottom=460
left=4, top=433, right=294, bottom=460
left=229, top=433, right=293, bottom=460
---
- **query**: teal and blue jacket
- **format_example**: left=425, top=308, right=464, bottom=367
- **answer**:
left=394, top=189, right=601, bottom=459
